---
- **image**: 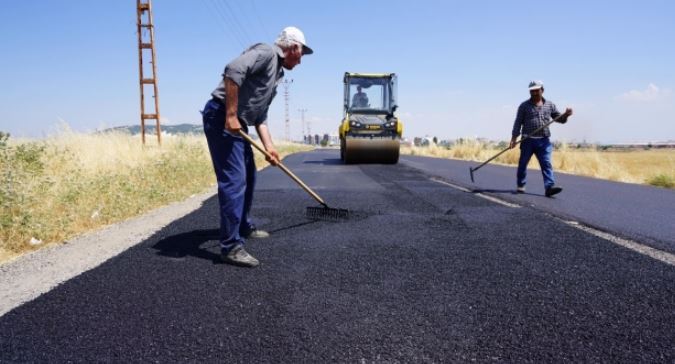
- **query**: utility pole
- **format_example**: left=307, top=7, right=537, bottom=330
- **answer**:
left=298, top=108, right=307, bottom=143
left=282, top=79, right=293, bottom=141
left=136, top=0, right=162, bottom=145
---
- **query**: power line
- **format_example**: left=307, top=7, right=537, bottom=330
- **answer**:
left=211, top=0, right=250, bottom=47
left=218, top=0, right=254, bottom=45
left=199, top=0, right=244, bottom=48
left=250, top=0, right=271, bottom=40
left=200, top=0, right=270, bottom=49
left=230, top=0, right=265, bottom=41
left=206, top=0, right=248, bottom=48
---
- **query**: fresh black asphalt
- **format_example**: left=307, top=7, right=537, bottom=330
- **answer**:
left=401, top=154, right=675, bottom=253
left=1, top=150, right=673, bottom=363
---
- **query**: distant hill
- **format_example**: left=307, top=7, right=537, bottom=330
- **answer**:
left=100, top=124, right=203, bottom=135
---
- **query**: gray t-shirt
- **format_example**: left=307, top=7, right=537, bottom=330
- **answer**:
left=211, top=43, right=285, bottom=126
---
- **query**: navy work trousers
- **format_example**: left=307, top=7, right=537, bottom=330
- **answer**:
left=202, top=98, right=256, bottom=254
left=517, top=137, right=555, bottom=190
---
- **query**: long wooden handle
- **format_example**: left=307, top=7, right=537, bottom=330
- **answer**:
left=237, top=130, right=327, bottom=207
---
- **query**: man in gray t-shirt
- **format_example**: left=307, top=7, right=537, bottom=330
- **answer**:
left=202, top=27, right=313, bottom=267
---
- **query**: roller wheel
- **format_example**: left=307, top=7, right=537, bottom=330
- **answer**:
left=340, top=138, right=346, bottom=162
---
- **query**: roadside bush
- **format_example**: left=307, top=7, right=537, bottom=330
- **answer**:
left=648, top=174, right=674, bottom=188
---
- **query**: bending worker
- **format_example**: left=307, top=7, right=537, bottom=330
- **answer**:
left=510, top=80, right=573, bottom=197
left=202, top=27, right=313, bottom=268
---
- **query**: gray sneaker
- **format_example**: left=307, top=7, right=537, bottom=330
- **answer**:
left=221, top=246, right=259, bottom=268
left=245, top=229, right=270, bottom=239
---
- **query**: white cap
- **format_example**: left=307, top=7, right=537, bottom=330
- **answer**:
left=277, top=26, right=313, bottom=55
left=528, top=80, right=544, bottom=90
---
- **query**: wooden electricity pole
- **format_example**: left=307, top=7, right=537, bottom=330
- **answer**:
left=136, top=0, right=162, bottom=145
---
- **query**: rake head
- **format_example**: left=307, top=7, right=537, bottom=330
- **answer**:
left=306, top=205, right=349, bottom=221
left=469, top=167, right=476, bottom=183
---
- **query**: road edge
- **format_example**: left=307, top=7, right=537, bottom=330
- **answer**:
left=0, top=190, right=216, bottom=318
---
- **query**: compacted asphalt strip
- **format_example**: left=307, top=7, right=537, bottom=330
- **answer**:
left=0, top=149, right=673, bottom=363
left=400, top=154, right=675, bottom=254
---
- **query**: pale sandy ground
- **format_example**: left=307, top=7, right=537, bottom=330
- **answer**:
left=0, top=190, right=216, bottom=317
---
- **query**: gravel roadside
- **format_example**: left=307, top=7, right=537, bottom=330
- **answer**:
left=0, top=190, right=215, bottom=317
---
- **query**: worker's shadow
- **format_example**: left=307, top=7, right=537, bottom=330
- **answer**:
left=151, top=220, right=320, bottom=264
left=472, top=188, right=542, bottom=196
left=152, top=229, right=222, bottom=264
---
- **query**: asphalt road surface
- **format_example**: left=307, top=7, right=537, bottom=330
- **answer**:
left=401, top=155, right=675, bottom=253
left=1, top=150, right=673, bottom=363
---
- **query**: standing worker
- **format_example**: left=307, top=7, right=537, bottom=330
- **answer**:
left=202, top=27, right=313, bottom=267
left=510, top=80, right=573, bottom=197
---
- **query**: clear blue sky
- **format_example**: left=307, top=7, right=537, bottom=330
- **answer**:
left=1, top=0, right=674, bottom=143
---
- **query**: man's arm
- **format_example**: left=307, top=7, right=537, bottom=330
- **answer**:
left=510, top=104, right=524, bottom=148
left=224, top=78, right=242, bottom=132
left=255, top=123, right=280, bottom=166
left=551, top=103, right=573, bottom=124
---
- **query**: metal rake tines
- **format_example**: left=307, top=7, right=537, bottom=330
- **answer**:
left=306, top=206, right=350, bottom=221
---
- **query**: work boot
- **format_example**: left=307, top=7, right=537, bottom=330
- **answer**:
left=221, top=245, right=259, bottom=268
left=545, top=186, right=563, bottom=197
left=516, top=186, right=526, bottom=194
left=244, top=228, right=270, bottom=239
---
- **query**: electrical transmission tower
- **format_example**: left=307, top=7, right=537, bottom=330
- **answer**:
left=298, top=108, right=307, bottom=143
left=136, top=0, right=162, bottom=145
left=282, top=79, right=293, bottom=141
left=306, top=112, right=311, bottom=139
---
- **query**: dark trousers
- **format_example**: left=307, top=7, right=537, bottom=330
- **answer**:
left=517, top=137, right=555, bottom=190
left=202, top=99, right=256, bottom=253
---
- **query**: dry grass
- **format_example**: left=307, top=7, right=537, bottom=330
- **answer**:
left=401, top=142, right=675, bottom=187
left=0, top=130, right=311, bottom=263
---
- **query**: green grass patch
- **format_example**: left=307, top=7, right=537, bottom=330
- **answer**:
left=647, top=174, right=675, bottom=189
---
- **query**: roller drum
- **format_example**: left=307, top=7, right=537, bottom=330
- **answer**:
left=343, top=137, right=400, bottom=164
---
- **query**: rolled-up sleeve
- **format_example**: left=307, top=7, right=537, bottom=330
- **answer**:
left=223, top=46, right=274, bottom=86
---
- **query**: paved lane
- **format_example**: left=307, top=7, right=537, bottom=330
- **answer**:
left=1, top=149, right=673, bottom=363
left=401, top=154, right=675, bottom=253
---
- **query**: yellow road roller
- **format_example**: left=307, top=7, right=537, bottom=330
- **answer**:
left=339, top=72, right=403, bottom=164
